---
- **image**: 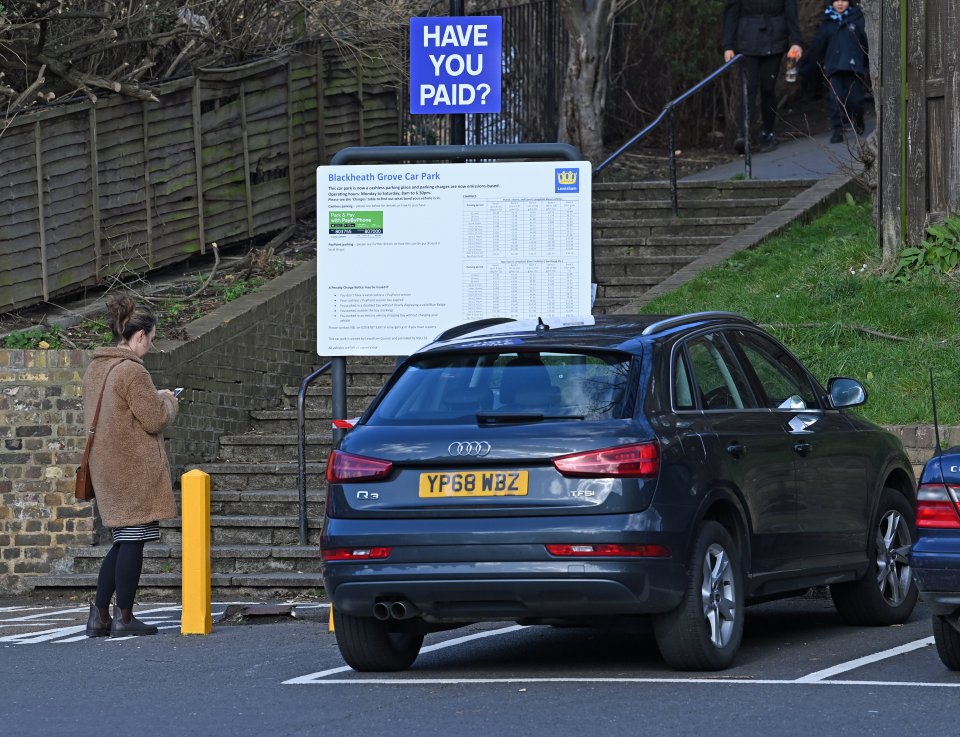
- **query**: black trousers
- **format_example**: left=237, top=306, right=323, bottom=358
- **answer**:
left=825, top=72, right=865, bottom=131
left=95, top=541, right=145, bottom=610
left=739, top=53, right=783, bottom=137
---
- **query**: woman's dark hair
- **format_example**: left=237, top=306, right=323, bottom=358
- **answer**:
left=107, top=295, right=156, bottom=342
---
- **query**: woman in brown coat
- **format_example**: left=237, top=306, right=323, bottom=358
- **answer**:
left=82, top=296, right=179, bottom=637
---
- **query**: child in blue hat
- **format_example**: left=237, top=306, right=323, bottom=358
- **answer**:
left=801, top=0, right=869, bottom=143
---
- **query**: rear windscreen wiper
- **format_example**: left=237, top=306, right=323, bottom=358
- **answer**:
left=476, top=412, right=585, bottom=425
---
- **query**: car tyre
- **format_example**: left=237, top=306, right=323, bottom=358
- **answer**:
left=653, top=521, right=744, bottom=671
left=932, top=614, right=960, bottom=671
left=830, top=487, right=918, bottom=625
left=333, top=609, right=424, bottom=672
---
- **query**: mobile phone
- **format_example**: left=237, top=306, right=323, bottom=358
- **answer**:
left=173, top=387, right=184, bottom=397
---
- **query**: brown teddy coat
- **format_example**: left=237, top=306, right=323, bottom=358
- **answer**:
left=81, top=347, right=179, bottom=528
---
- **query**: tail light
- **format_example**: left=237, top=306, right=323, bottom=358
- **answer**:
left=546, top=543, right=670, bottom=558
left=326, top=450, right=393, bottom=483
left=552, top=442, right=660, bottom=479
left=321, top=547, right=392, bottom=561
left=917, top=483, right=960, bottom=528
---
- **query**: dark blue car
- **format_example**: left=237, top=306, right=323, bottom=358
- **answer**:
left=911, top=448, right=960, bottom=670
left=322, top=313, right=918, bottom=672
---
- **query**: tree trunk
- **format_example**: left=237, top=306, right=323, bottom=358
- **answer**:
left=558, top=0, right=617, bottom=164
left=858, top=0, right=881, bottom=232
left=860, top=0, right=907, bottom=268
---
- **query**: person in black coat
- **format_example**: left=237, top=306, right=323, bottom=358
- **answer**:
left=800, top=0, right=868, bottom=143
left=723, top=0, right=804, bottom=153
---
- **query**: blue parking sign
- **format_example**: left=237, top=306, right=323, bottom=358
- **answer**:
left=410, top=16, right=501, bottom=114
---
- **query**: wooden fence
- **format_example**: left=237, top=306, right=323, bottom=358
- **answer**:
left=876, top=0, right=960, bottom=252
left=0, top=40, right=400, bottom=314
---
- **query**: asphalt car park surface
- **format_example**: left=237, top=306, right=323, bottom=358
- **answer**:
left=3, top=594, right=959, bottom=737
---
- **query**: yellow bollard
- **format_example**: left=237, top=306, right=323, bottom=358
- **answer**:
left=180, top=469, right=212, bottom=635
left=329, top=604, right=335, bottom=633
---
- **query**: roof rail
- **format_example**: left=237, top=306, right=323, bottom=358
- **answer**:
left=641, top=311, right=754, bottom=336
left=434, top=317, right=516, bottom=342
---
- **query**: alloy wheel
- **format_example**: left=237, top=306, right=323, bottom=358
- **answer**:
left=875, top=509, right=913, bottom=606
left=700, top=542, right=737, bottom=648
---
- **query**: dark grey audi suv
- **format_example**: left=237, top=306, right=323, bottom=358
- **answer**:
left=321, top=312, right=918, bottom=671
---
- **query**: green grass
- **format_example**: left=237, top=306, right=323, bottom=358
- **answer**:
left=638, top=196, right=960, bottom=425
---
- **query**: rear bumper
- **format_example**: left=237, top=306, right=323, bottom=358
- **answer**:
left=910, top=533, right=960, bottom=616
left=326, top=562, right=686, bottom=620
left=322, top=515, right=687, bottom=621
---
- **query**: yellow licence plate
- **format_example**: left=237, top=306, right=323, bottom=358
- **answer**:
left=418, top=471, right=528, bottom=498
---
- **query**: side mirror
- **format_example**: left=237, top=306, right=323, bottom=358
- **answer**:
left=828, top=377, right=867, bottom=408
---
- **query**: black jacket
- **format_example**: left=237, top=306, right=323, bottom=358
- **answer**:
left=723, top=0, right=803, bottom=57
left=801, top=6, right=868, bottom=77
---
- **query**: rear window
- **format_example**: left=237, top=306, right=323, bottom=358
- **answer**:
left=367, top=350, right=635, bottom=424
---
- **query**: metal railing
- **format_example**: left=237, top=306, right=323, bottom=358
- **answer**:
left=297, top=361, right=332, bottom=545
left=594, top=54, right=750, bottom=215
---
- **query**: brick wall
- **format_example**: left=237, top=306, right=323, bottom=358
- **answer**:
left=0, top=349, right=95, bottom=591
left=0, top=260, right=319, bottom=593
left=147, top=260, right=319, bottom=478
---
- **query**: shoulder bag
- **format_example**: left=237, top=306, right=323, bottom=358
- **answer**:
left=75, top=360, right=126, bottom=501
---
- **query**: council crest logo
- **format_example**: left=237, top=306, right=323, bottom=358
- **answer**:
left=555, top=168, right=579, bottom=193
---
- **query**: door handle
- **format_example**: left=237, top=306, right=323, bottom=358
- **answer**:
left=726, top=442, right=746, bottom=459
left=793, top=442, right=812, bottom=457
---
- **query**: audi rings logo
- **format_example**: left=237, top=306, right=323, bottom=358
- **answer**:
left=448, top=441, right=492, bottom=457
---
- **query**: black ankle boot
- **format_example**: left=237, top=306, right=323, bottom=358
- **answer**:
left=85, top=602, right=112, bottom=637
left=110, top=605, right=158, bottom=637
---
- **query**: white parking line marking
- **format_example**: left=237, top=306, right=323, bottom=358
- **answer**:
left=0, top=607, right=86, bottom=622
left=283, top=624, right=526, bottom=684
left=0, top=605, right=183, bottom=644
left=0, top=624, right=88, bottom=644
left=298, top=677, right=960, bottom=688
left=0, top=601, right=326, bottom=644
left=794, top=637, right=936, bottom=682
left=0, top=620, right=74, bottom=627
left=286, top=625, right=949, bottom=689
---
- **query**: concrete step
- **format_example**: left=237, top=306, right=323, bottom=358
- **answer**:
left=275, top=395, right=382, bottom=418
left=159, top=515, right=324, bottom=546
left=175, top=488, right=327, bottom=517
left=28, top=571, right=324, bottom=599
left=596, top=276, right=674, bottom=299
left=593, top=294, right=652, bottom=314
left=592, top=179, right=816, bottom=202
left=593, top=233, right=727, bottom=248
left=593, top=236, right=727, bottom=260
left=272, top=390, right=381, bottom=416
left=593, top=215, right=759, bottom=239
left=592, top=197, right=791, bottom=218
left=66, top=543, right=324, bottom=575
left=248, top=409, right=338, bottom=434
left=217, top=434, right=331, bottom=463
left=593, top=255, right=694, bottom=280
left=198, top=461, right=327, bottom=491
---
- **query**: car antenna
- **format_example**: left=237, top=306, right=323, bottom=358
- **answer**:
left=536, top=317, right=549, bottom=335
left=930, top=367, right=942, bottom=456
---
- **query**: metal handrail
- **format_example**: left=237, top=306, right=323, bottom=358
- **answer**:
left=297, top=361, right=333, bottom=545
left=594, top=54, right=750, bottom=214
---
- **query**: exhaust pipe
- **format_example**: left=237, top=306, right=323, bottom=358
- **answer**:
left=372, top=602, right=391, bottom=621
left=389, top=600, right=420, bottom=620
